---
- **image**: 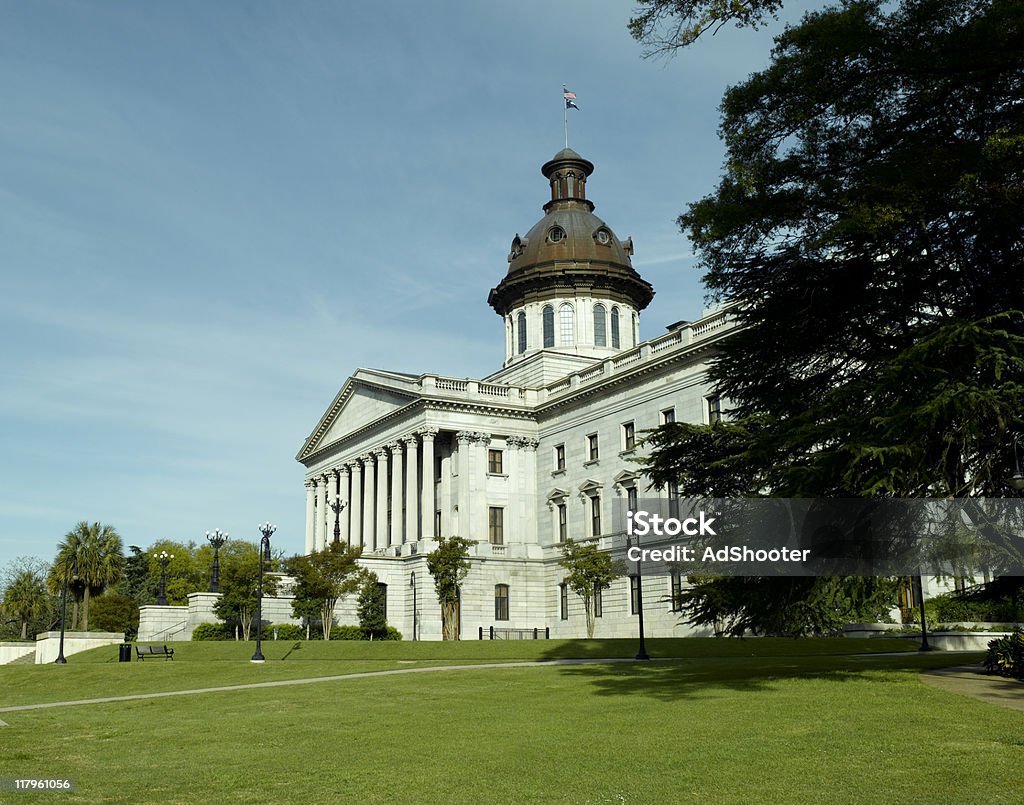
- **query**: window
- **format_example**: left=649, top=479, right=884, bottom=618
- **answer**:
left=488, top=507, right=504, bottom=545
left=549, top=226, right=565, bottom=243
left=559, top=303, right=574, bottom=346
left=516, top=311, right=527, bottom=354
left=670, top=571, right=683, bottom=612
left=378, top=582, right=388, bottom=617
left=661, top=408, right=675, bottom=425
left=554, top=443, right=565, bottom=472
left=434, top=510, right=441, bottom=537
left=707, top=395, right=723, bottom=423
left=594, top=303, right=607, bottom=347
left=560, top=583, right=568, bottom=620
left=557, top=503, right=567, bottom=542
left=587, top=433, right=599, bottom=462
left=590, top=494, right=601, bottom=537
left=622, top=421, right=635, bottom=451
left=611, top=306, right=620, bottom=349
left=633, top=313, right=639, bottom=345
left=487, top=449, right=503, bottom=475
left=630, top=576, right=640, bottom=615
left=627, top=486, right=638, bottom=512
left=594, top=586, right=603, bottom=618
left=543, top=305, right=555, bottom=347
left=668, top=480, right=680, bottom=519
left=494, top=584, right=509, bottom=621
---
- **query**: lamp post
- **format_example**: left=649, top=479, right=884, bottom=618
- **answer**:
left=154, top=550, right=173, bottom=606
left=914, top=575, right=932, bottom=651
left=54, top=559, right=77, bottom=664
left=627, top=535, right=650, bottom=661
left=410, top=571, right=417, bottom=641
left=251, top=522, right=276, bottom=663
left=328, top=495, right=346, bottom=545
left=206, top=530, right=229, bottom=593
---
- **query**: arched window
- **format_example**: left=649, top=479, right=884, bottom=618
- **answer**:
left=494, top=584, right=509, bottom=621
left=542, top=305, right=555, bottom=348
left=559, top=303, right=574, bottom=346
left=593, top=304, right=607, bottom=347
left=516, top=311, right=527, bottom=354
left=611, top=306, right=621, bottom=349
left=567, top=172, right=575, bottom=197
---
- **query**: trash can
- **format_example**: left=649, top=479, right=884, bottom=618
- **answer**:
left=119, top=643, right=132, bottom=663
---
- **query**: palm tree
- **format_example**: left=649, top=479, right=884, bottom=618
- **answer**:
left=2, top=568, right=49, bottom=639
left=53, top=522, right=125, bottom=632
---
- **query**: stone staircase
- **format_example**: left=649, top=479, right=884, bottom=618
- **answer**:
left=7, top=651, right=36, bottom=665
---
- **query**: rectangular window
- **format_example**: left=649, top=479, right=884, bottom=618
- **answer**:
left=434, top=510, right=441, bottom=537
left=554, top=444, right=565, bottom=472
left=495, top=584, right=509, bottom=621
left=558, top=503, right=567, bottom=543
left=587, top=433, right=599, bottom=462
left=378, top=582, right=388, bottom=618
left=670, top=571, right=683, bottom=612
left=627, top=486, right=638, bottom=512
left=594, top=586, right=603, bottom=618
left=590, top=495, right=601, bottom=537
left=560, top=583, right=568, bottom=620
left=668, top=480, right=680, bottom=519
left=487, top=449, right=503, bottom=475
left=630, top=576, right=640, bottom=615
left=622, top=421, right=635, bottom=451
left=707, top=395, right=723, bottom=424
left=662, top=408, right=675, bottom=425
left=488, top=506, right=504, bottom=545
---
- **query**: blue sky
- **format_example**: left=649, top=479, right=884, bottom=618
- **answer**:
left=0, top=0, right=812, bottom=569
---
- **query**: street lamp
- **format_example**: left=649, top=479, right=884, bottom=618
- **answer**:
left=206, top=530, right=229, bottom=593
left=914, top=575, right=932, bottom=652
left=54, top=558, right=77, bottom=664
left=410, top=571, right=417, bottom=641
left=154, top=550, right=174, bottom=606
left=1008, top=435, right=1024, bottom=490
left=328, top=495, right=346, bottom=544
left=626, top=535, right=650, bottom=661
left=251, top=522, right=276, bottom=663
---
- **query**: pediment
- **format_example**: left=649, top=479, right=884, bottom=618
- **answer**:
left=578, top=478, right=603, bottom=494
left=546, top=487, right=570, bottom=502
left=613, top=470, right=639, bottom=487
left=297, top=377, right=419, bottom=461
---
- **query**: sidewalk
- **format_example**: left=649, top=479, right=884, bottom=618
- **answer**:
left=920, top=665, right=1024, bottom=712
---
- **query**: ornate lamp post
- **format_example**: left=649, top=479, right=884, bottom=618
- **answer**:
left=206, top=529, right=229, bottom=593
left=627, top=534, right=650, bottom=661
left=154, top=550, right=174, bottom=606
left=251, top=522, right=276, bottom=663
left=410, top=571, right=417, bottom=641
left=54, top=558, right=77, bottom=664
left=328, top=495, right=346, bottom=544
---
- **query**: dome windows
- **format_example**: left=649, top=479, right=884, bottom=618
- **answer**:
left=559, top=303, right=575, bottom=346
left=611, top=306, right=621, bottom=349
left=547, top=226, right=566, bottom=244
left=543, top=305, right=555, bottom=347
left=517, top=311, right=527, bottom=354
left=594, top=228, right=611, bottom=245
left=594, top=304, right=607, bottom=347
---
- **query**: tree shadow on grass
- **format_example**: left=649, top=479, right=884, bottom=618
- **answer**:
left=539, top=652, right=981, bottom=701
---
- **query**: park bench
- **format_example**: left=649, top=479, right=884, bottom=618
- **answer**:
left=135, top=644, right=174, bottom=660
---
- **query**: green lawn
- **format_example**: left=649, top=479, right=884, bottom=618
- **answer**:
left=0, top=639, right=1019, bottom=804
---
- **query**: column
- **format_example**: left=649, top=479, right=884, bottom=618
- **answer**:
left=315, top=475, right=328, bottom=552
left=420, top=428, right=437, bottom=539
left=472, top=433, right=491, bottom=543
left=388, top=441, right=403, bottom=547
left=337, top=465, right=351, bottom=545
left=375, top=447, right=389, bottom=550
left=350, top=461, right=363, bottom=548
left=456, top=432, right=473, bottom=537
left=304, top=479, right=316, bottom=555
left=403, top=434, right=419, bottom=543
left=363, top=453, right=376, bottom=551
left=521, top=438, right=539, bottom=542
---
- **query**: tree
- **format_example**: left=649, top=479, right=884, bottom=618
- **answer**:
left=1, top=562, right=50, bottom=640
left=643, top=0, right=1024, bottom=631
left=426, top=536, right=473, bottom=640
left=287, top=542, right=363, bottom=639
left=89, top=594, right=140, bottom=639
left=357, top=573, right=388, bottom=640
left=559, top=538, right=622, bottom=639
left=51, top=521, right=125, bottom=631
left=213, top=543, right=279, bottom=640
left=629, top=0, right=786, bottom=54
left=145, top=540, right=203, bottom=605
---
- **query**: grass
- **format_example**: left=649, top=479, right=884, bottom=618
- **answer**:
left=0, top=639, right=1018, bottom=804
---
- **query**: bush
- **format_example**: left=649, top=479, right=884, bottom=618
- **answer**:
left=191, top=622, right=232, bottom=641
left=985, top=630, right=1024, bottom=679
left=269, top=624, right=305, bottom=641
left=329, top=625, right=364, bottom=640
left=930, top=592, right=1023, bottom=625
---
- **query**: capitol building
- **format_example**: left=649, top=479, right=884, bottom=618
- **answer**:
left=297, top=148, right=732, bottom=639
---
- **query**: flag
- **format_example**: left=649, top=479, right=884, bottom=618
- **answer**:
left=563, top=87, right=579, bottom=110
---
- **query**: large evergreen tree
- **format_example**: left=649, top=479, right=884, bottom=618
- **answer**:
left=643, top=0, right=1024, bottom=633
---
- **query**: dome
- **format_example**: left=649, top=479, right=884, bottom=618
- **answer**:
left=488, top=149, right=654, bottom=316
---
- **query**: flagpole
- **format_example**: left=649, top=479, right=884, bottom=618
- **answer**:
left=563, top=89, right=568, bottom=148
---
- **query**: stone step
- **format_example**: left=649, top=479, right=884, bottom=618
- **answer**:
left=7, top=651, right=36, bottom=665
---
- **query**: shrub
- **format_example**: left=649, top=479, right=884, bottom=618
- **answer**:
left=89, top=594, right=140, bottom=638
left=985, top=630, right=1024, bottom=680
left=191, top=622, right=232, bottom=641
left=932, top=592, right=1023, bottom=624
left=329, top=625, right=364, bottom=640
left=269, top=624, right=305, bottom=641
